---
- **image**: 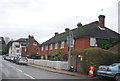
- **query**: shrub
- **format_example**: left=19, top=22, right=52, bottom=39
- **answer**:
left=28, top=54, right=40, bottom=59
left=71, top=47, right=120, bottom=76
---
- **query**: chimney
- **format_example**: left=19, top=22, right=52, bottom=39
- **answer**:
left=28, top=35, right=34, bottom=39
left=65, top=28, right=70, bottom=32
left=98, top=15, right=105, bottom=28
left=55, top=32, right=58, bottom=36
left=77, top=22, right=82, bottom=28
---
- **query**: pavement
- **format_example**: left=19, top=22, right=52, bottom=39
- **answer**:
left=28, top=63, right=97, bottom=79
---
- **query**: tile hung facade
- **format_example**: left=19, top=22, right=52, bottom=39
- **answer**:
left=38, top=15, right=120, bottom=59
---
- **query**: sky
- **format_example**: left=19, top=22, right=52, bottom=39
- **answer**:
left=0, top=0, right=119, bottom=43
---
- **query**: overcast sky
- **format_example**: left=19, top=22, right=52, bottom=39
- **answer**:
left=0, top=0, right=119, bottom=43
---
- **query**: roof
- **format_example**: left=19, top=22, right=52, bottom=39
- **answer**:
left=42, top=21, right=120, bottom=46
left=14, top=38, right=28, bottom=42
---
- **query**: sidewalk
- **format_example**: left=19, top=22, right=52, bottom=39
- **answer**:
left=28, top=64, right=97, bottom=79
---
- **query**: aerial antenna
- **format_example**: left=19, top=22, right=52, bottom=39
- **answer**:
left=100, top=9, right=104, bottom=15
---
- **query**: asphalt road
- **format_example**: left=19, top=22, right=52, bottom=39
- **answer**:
left=0, top=56, right=111, bottom=81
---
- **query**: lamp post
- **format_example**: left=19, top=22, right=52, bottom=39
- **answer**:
left=67, top=30, right=74, bottom=69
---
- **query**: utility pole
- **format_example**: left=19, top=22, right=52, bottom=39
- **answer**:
left=67, top=30, right=74, bottom=69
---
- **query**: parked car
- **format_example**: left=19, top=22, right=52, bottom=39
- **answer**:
left=10, top=56, right=16, bottom=62
left=97, top=63, right=120, bottom=81
left=2, top=55, right=6, bottom=60
left=15, top=56, right=28, bottom=65
left=5, top=56, right=11, bottom=61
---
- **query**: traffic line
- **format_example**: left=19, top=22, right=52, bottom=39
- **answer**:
left=24, top=73, right=35, bottom=79
left=16, top=68, right=23, bottom=72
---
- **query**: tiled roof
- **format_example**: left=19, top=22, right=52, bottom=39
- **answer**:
left=42, top=21, right=120, bottom=46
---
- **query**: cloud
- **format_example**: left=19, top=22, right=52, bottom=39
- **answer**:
left=0, top=0, right=119, bottom=43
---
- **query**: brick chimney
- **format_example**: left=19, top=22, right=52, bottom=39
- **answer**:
left=55, top=32, right=58, bottom=36
left=77, top=22, right=82, bottom=28
left=28, top=35, right=34, bottom=39
left=98, top=15, right=105, bottom=28
left=65, top=28, right=70, bottom=32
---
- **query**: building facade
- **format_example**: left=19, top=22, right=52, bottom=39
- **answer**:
left=8, top=35, right=39, bottom=56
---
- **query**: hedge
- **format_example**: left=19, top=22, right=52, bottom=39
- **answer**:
left=71, top=47, right=120, bottom=76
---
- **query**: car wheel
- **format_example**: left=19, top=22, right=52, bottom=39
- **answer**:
left=115, top=74, right=120, bottom=81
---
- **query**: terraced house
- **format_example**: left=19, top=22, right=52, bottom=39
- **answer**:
left=38, top=15, right=120, bottom=60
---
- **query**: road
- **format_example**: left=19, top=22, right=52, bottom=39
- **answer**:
left=0, top=56, right=111, bottom=81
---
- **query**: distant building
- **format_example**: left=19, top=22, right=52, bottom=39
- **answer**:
left=4, top=37, right=10, bottom=44
left=0, top=37, right=7, bottom=54
left=38, top=15, right=120, bottom=59
left=8, top=35, right=39, bottom=56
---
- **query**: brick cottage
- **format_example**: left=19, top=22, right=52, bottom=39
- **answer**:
left=38, top=15, right=120, bottom=59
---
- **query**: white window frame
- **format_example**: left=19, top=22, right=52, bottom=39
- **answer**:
left=45, top=45, right=48, bottom=50
left=90, top=38, right=97, bottom=46
left=50, top=44, right=53, bottom=50
left=55, top=43, right=58, bottom=49
left=61, top=41, right=65, bottom=48
left=41, top=46, right=44, bottom=51
left=33, top=42, right=37, bottom=46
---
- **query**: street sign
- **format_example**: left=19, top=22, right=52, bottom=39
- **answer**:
left=67, top=30, right=74, bottom=47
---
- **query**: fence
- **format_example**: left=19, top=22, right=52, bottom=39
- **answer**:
left=28, top=59, right=68, bottom=70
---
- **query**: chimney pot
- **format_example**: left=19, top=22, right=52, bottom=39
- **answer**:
left=55, top=32, right=58, bottom=36
left=77, top=22, right=82, bottom=27
left=98, top=15, right=105, bottom=28
left=65, top=28, right=70, bottom=32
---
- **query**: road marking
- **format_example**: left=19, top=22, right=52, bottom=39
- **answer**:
left=24, top=73, right=35, bottom=79
left=16, top=68, right=23, bottom=72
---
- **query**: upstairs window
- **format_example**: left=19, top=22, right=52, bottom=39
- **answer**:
left=33, top=42, right=37, bottom=46
left=45, top=45, right=48, bottom=50
left=90, top=38, right=97, bottom=46
left=16, top=45, right=20, bottom=48
left=50, top=44, right=53, bottom=50
left=55, top=43, right=58, bottom=49
left=16, top=49, right=19, bottom=53
left=61, top=41, right=65, bottom=48
left=41, top=46, right=44, bottom=51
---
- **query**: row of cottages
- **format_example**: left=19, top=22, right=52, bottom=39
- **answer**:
left=38, top=15, right=120, bottom=60
left=8, top=35, right=39, bottom=56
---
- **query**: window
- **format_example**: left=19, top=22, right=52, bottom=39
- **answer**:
left=16, top=45, right=20, bottom=48
left=55, top=43, right=58, bottom=49
left=41, top=46, right=44, bottom=51
left=50, top=44, right=53, bottom=50
left=33, top=42, right=37, bottom=46
left=45, top=45, right=48, bottom=50
left=16, top=49, right=19, bottom=53
left=61, top=41, right=64, bottom=48
left=90, top=38, right=97, bottom=46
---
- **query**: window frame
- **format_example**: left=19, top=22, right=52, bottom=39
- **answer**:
left=60, top=41, right=65, bottom=48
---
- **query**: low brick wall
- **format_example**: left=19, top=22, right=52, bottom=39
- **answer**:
left=28, top=59, right=68, bottom=70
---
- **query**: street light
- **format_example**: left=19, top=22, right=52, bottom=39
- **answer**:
left=67, top=30, right=74, bottom=69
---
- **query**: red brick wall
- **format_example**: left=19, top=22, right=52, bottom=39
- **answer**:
left=26, top=42, right=39, bottom=55
left=39, top=38, right=90, bottom=55
left=75, top=38, right=90, bottom=50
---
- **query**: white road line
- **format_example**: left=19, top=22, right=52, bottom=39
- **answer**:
left=16, top=68, right=23, bottom=72
left=24, top=73, right=35, bottom=79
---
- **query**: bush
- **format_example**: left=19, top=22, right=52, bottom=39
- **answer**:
left=71, top=47, right=120, bottom=76
left=28, top=54, right=40, bottom=59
